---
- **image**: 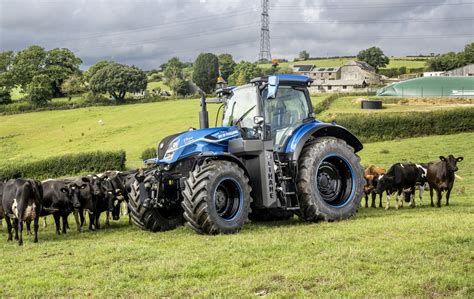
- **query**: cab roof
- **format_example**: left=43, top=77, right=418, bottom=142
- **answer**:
left=250, top=74, right=313, bottom=86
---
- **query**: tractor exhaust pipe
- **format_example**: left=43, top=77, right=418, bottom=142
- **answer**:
left=199, top=90, right=209, bottom=129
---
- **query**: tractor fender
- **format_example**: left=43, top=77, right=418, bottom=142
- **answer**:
left=193, top=152, right=249, bottom=177
left=285, top=122, right=363, bottom=161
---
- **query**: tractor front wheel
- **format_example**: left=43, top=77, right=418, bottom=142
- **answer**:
left=128, top=180, right=184, bottom=232
left=182, top=160, right=251, bottom=234
left=297, top=137, right=364, bottom=222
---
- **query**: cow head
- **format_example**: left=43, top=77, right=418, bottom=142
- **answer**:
left=440, top=155, right=463, bottom=173
left=375, top=174, right=393, bottom=194
left=61, top=177, right=89, bottom=209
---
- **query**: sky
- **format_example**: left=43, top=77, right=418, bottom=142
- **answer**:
left=0, top=0, right=473, bottom=69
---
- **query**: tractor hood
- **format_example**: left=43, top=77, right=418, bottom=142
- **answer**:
left=145, top=127, right=241, bottom=165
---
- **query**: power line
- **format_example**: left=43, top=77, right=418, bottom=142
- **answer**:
left=72, top=23, right=259, bottom=52
left=271, top=1, right=474, bottom=10
left=272, top=17, right=474, bottom=25
left=272, top=33, right=474, bottom=41
left=47, top=9, right=259, bottom=45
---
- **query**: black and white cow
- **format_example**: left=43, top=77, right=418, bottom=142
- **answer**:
left=2, top=179, right=43, bottom=245
left=375, top=163, right=426, bottom=210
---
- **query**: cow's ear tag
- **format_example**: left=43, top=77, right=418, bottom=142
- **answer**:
left=80, top=184, right=87, bottom=189
left=439, top=156, right=446, bottom=161
left=456, top=157, right=464, bottom=162
left=60, top=188, right=68, bottom=193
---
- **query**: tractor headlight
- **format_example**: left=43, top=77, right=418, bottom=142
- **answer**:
left=163, top=140, right=179, bottom=160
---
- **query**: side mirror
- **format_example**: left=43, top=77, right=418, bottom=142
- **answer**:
left=267, top=76, right=279, bottom=99
left=254, top=116, right=264, bottom=125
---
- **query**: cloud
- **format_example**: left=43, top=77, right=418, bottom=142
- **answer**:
left=0, top=0, right=472, bottom=69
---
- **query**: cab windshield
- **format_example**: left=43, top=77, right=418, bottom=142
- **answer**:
left=222, top=85, right=259, bottom=138
left=263, top=86, right=310, bottom=149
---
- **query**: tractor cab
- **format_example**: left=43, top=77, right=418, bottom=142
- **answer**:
left=222, top=75, right=314, bottom=152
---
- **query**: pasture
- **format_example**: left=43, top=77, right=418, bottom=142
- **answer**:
left=0, top=132, right=472, bottom=297
left=260, top=57, right=428, bottom=70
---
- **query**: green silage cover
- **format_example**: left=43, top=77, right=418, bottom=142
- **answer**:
left=376, top=76, right=474, bottom=96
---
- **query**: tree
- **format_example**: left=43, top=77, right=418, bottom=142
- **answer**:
left=462, top=42, right=474, bottom=64
left=175, top=78, right=194, bottom=97
left=27, top=74, right=52, bottom=105
left=0, top=51, right=15, bottom=91
left=299, top=50, right=310, bottom=61
left=84, top=60, right=113, bottom=83
left=428, top=52, right=464, bottom=71
left=61, top=74, right=85, bottom=99
left=218, top=54, right=236, bottom=81
left=89, top=63, right=147, bottom=102
left=357, top=47, right=390, bottom=71
left=228, top=61, right=262, bottom=86
left=163, top=57, right=185, bottom=95
left=192, top=53, right=219, bottom=94
left=11, top=45, right=47, bottom=91
left=44, top=48, right=82, bottom=96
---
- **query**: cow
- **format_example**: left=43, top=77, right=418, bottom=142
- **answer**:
left=427, top=155, right=463, bottom=207
left=363, top=165, right=386, bottom=208
left=0, top=181, right=5, bottom=230
left=375, top=163, right=426, bottom=210
left=2, top=179, right=43, bottom=246
left=41, top=179, right=84, bottom=234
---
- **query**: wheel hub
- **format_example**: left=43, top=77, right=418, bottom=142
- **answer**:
left=213, top=178, right=243, bottom=221
left=314, top=156, right=353, bottom=207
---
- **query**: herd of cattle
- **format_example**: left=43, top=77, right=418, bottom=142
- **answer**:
left=0, top=170, right=135, bottom=246
left=0, top=154, right=464, bottom=246
left=363, top=155, right=464, bottom=210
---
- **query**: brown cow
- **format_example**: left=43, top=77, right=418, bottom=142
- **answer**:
left=427, top=155, right=463, bottom=208
left=363, top=165, right=386, bottom=208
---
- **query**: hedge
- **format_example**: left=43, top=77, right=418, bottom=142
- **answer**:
left=0, top=150, right=126, bottom=180
left=325, top=108, right=474, bottom=143
left=140, top=147, right=157, bottom=160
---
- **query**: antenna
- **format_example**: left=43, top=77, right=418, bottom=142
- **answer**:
left=259, top=0, right=271, bottom=63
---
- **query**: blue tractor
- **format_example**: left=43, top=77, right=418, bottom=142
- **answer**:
left=128, top=74, right=364, bottom=234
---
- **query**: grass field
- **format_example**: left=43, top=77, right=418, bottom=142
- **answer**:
left=147, top=81, right=171, bottom=93
left=261, top=57, right=428, bottom=70
left=0, top=132, right=472, bottom=297
left=319, top=96, right=474, bottom=119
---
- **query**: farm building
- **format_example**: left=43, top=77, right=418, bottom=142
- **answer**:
left=302, top=61, right=382, bottom=93
left=376, top=76, right=474, bottom=97
left=442, top=64, right=474, bottom=77
left=423, top=71, right=444, bottom=77
left=291, top=64, right=314, bottom=76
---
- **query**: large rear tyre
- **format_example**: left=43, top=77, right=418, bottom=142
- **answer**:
left=128, top=180, right=184, bottom=232
left=182, top=160, right=251, bottom=235
left=297, top=137, right=364, bottom=222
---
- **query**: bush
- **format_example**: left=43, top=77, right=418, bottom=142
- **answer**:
left=27, top=74, right=53, bottom=105
left=325, top=108, right=474, bottom=142
left=0, top=150, right=126, bottom=180
left=140, top=147, right=157, bottom=160
left=0, top=89, right=12, bottom=105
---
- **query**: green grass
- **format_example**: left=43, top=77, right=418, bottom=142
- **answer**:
left=0, top=132, right=472, bottom=297
left=261, top=57, right=427, bottom=70
left=147, top=81, right=171, bottom=93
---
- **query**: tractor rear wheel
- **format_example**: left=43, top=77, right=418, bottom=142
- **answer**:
left=182, top=160, right=251, bottom=234
left=297, top=137, right=364, bottom=222
left=128, top=180, right=184, bottom=232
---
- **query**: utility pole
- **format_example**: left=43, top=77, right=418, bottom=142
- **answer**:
left=259, top=0, right=271, bottom=63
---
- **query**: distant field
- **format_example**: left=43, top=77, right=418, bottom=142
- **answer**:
left=0, top=132, right=472, bottom=297
left=319, top=96, right=474, bottom=119
left=261, top=57, right=427, bottom=70
left=147, top=81, right=171, bottom=93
